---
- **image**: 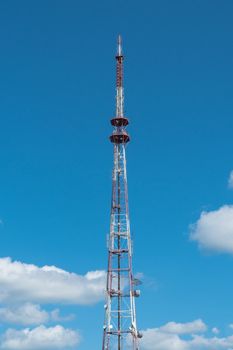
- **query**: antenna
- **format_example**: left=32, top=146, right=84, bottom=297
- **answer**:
left=102, top=36, right=142, bottom=350
left=117, top=35, right=122, bottom=56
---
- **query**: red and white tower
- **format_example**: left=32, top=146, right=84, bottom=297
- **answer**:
left=102, top=36, right=142, bottom=350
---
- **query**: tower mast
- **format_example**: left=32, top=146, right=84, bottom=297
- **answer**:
left=102, top=36, right=142, bottom=350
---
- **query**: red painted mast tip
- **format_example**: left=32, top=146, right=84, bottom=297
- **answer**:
left=110, top=35, right=129, bottom=142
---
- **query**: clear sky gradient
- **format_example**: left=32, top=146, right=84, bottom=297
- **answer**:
left=0, top=1, right=233, bottom=349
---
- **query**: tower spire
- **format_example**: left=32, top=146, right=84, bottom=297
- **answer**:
left=116, top=35, right=124, bottom=118
left=102, top=37, right=142, bottom=350
left=117, top=35, right=122, bottom=56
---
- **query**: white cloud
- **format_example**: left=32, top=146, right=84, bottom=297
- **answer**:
left=212, top=327, right=220, bottom=334
left=189, top=334, right=233, bottom=349
left=0, top=325, right=79, bottom=350
left=0, top=303, right=49, bottom=326
left=0, top=303, right=74, bottom=326
left=140, top=320, right=233, bottom=350
left=228, top=171, right=233, bottom=189
left=0, top=257, right=105, bottom=305
left=190, top=205, right=233, bottom=254
left=0, top=258, right=98, bottom=347
left=229, top=324, right=233, bottom=330
left=160, top=319, right=207, bottom=334
left=141, top=328, right=188, bottom=350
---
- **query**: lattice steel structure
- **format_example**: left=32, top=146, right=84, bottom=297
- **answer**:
left=102, top=36, right=142, bottom=350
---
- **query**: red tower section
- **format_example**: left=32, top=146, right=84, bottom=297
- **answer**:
left=110, top=36, right=130, bottom=144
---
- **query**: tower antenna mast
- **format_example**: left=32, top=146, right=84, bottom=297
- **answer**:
left=102, top=36, right=142, bottom=350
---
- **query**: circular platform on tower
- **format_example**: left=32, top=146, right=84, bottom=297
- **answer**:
left=110, top=130, right=130, bottom=144
left=111, top=117, right=129, bottom=127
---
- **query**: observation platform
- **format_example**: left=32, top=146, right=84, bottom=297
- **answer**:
left=110, top=130, right=130, bottom=144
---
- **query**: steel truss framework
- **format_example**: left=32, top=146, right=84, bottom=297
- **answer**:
left=102, top=36, right=142, bottom=350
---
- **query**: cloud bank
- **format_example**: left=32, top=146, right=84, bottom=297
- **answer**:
left=0, top=257, right=105, bottom=305
left=0, top=303, right=49, bottom=326
left=0, top=257, right=105, bottom=348
left=0, top=325, right=79, bottom=350
left=141, top=320, right=233, bottom=350
left=159, top=319, right=207, bottom=334
left=0, top=303, right=74, bottom=326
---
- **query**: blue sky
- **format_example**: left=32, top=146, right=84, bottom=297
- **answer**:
left=1, top=1, right=233, bottom=349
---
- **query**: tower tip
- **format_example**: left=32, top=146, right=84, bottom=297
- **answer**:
left=117, top=35, right=122, bottom=56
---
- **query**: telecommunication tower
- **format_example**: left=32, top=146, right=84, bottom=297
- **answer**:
left=102, top=36, right=142, bottom=350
